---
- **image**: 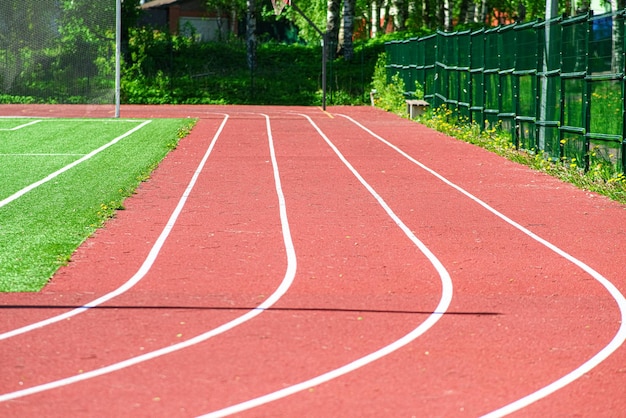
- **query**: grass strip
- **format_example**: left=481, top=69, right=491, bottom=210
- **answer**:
left=418, top=106, right=626, bottom=205
left=1, top=120, right=151, bottom=200
left=0, top=118, right=195, bottom=292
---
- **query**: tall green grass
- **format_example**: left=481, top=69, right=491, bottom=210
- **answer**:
left=418, top=106, right=626, bottom=204
left=0, top=118, right=195, bottom=292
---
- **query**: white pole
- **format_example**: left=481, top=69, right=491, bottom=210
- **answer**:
left=115, top=0, right=122, bottom=118
left=539, top=0, right=558, bottom=149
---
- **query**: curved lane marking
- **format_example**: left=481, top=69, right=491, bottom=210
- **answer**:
left=196, top=113, right=454, bottom=417
left=0, top=117, right=222, bottom=341
left=337, top=113, right=626, bottom=416
left=0, top=117, right=226, bottom=340
left=0, top=114, right=298, bottom=402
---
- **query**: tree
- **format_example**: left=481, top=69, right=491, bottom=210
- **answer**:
left=342, top=0, right=356, bottom=60
left=370, top=0, right=382, bottom=37
left=610, top=0, right=625, bottom=72
left=122, top=0, right=142, bottom=43
left=326, top=0, right=341, bottom=56
left=206, top=0, right=245, bottom=37
left=206, top=0, right=259, bottom=69
left=1, top=0, right=120, bottom=101
left=0, top=1, right=57, bottom=92
left=247, top=0, right=257, bottom=71
left=393, top=0, right=408, bottom=31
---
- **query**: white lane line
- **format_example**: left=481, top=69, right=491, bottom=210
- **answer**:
left=0, top=117, right=219, bottom=341
left=0, top=113, right=298, bottom=403
left=337, top=113, right=626, bottom=417
left=196, top=113, right=454, bottom=418
left=0, top=120, right=43, bottom=131
left=0, top=120, right=152, bottom=209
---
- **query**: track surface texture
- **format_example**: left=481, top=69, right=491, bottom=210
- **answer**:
left=1, top=104, right=625, bottom=417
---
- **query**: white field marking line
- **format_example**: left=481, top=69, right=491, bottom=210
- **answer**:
left=0, top=117, right=145, bottom=122
left=0, top=116, right=217, bottom=342
left=0, top=119, right=141, bottom=156
left=0, top=120, right=152, bottom=209
left=0, top=153, right=85, bottom=156
left=0, top=120, right=43, bottom=131
left=196, top=114, right=453, bottom=418
left=0, top=113, right=299, bottom=403
left=337, top=113, right=626, bottom=417
left=46, top=119, right=148, bottom=123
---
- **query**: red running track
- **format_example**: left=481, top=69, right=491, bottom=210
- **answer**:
left=0, top=105, right=625, bottom=417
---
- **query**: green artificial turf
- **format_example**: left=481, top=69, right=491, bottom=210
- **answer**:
left=0, top=117, right=196, bottom=292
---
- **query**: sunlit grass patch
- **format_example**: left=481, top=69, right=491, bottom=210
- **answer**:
left=0, top=118, right=196, bottom=292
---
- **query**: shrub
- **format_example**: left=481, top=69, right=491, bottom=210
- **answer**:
left=121, top=29, right=382, bottom=105
left=370, top=52, right=406, bottom=115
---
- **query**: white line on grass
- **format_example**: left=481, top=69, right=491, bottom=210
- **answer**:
left=0, top=113, right=299, bottom=403
left=0, top=120, right=43, bottom=131
left=196, top=113, right=454, bottom=418
left=337, top=113, right=626, bottom=417
left=0, top=117, right=216, bottom=341
left=0, top=153, right=85, bottom=156
left=0, top=117, right=146, bottom=122
left=39, top=119, right=147, bottom=123
left=0, top=120, right=152, bottom=209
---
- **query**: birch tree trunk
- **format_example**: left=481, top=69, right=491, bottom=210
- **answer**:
left=326, top=0, right=341, bottom=58
left=343, top=0, right=356, bottom=60
left=610, top=0, right=624, bottom=72
left=381, top=0, right=389, bottom=33
left=443, top=0, right=453, bottom=31
left=481, top=0, right=488, bottom=24
left=372, top=1, right=379, bottom=38
left=393, top=0, right=407, bottom=31
left=246, top=0, right=256, bottom=71
left=465, top=0, right=475, bottom=24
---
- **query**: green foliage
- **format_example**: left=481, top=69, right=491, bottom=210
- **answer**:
left=371, top=52, right=407, bottom=115
left=290, top=0, right=328, bottom=43
left=0, top=1, right=116, bottom=103
left=0, top=95, right=38, bottom=104
left=418, top=105, right=626, bottom=205
left=206, top=0, right=245, bottom=15
left=122, top=0, right=142, bottom=42
left=122, top=28, right=383, bottom=105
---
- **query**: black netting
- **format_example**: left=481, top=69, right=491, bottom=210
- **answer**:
left=0, top=1, right=116, bottom=104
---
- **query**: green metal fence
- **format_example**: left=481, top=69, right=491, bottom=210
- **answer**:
left=386, top=10, right=626, bottom=173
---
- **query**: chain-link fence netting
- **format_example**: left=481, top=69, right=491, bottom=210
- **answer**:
left=0, top=1, right=116, bottom=104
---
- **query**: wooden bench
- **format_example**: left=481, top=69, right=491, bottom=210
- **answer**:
left=406, top=99, right=429, bottom=118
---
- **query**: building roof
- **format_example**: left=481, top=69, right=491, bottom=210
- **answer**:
left=141, top=0, right=181, bottom=10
